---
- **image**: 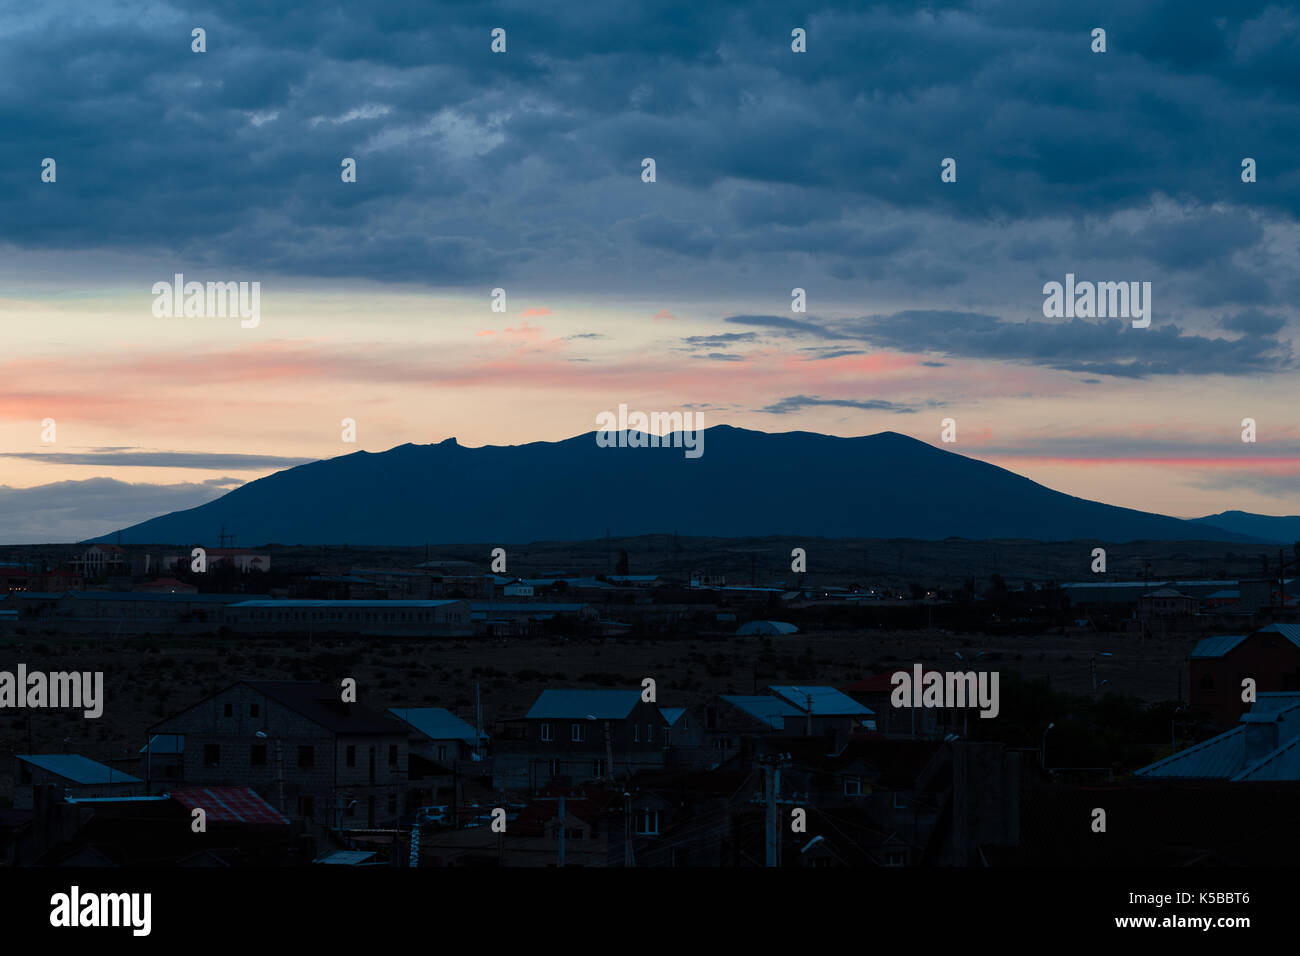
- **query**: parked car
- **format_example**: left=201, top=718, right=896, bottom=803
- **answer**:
left=414, top=805, right=452, bottom=827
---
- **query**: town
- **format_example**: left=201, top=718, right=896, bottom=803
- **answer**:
left=1, top=535, right=1297, bottom=868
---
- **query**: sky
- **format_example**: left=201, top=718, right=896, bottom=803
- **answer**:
left=1, top=0, right=1299, bottom=543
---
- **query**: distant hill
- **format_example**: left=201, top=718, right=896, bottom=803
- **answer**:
left=1189, top=511, right=1300, bottom=545
left=87, top=426, right=1264, bottom=546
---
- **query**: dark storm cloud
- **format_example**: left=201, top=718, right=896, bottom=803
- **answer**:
left=719, top=308, right=1293, bottom=378
left=2, top=0, right=1299, bottom=308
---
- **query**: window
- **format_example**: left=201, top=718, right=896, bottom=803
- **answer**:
left=204, top=744, right=221, bottom=767
left=884, top=850, right=907, bottom=867
left=298, top=745, right=315, bottom=768
left=566, top=828, right=583, bottom=840
left=548, top=758, right=562, bottom=776
left=843, top=777, right=862, bottom=796
left=389, top=744, right=398, bottom=767
left=634, top=725, right=640, bottom=742
left=388, top=794, right=397, bottom=814
left=298, top=795, right=315, bottom=819
left=571, top=723, right=586, bottom=743
left=646, top=724, right=653, bottom=743
left=250, top=703, right=259, bottom=717
left=251, top=744, right=267, bottom=767
left=19, top=762, right=31, bottom=784
left=636, top=809, right=660, bottom=835
left=223, top=703, right=233, bottom=717
left=540, top=723, right=554, bottom=742
left=437, top=744, right=448, bottom=761
left=346, top=745, right=356, bottom=768
left=593, top=758, right=606, bottom=777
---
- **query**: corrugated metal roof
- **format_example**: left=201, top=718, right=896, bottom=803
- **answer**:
left=67, top=592, right=264, bottom=603
left=388, top=707, right=486, bottom=745
left=1257, top=622, right=1300, bottom=647
left=768, top=685, right=875, bottom=716
left=737, top=620, right=799, bottom=635
left=139, top=734, right=184, bottom=754
left=720, top=695, right=804, bottom=730
left=1135, top=726, right=1247, bottom=778
left=170, top=786, right=289, bottom=825
left=230, top=599, right=463, bottom=608
left=315, top=850, right=378, bottom=865
left=1190, top=635, right=1249, bottom=659
left=525, top=689, right=644, bottom=720
left=16, top=754, right=141, bottom=785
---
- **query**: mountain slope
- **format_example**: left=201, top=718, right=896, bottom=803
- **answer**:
left=88, top=427, right=1262, bottom=545
left=1189, top=511, right=1300, bottom=545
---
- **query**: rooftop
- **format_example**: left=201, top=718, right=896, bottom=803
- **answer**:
left=16, top=754, right=142, bottom=785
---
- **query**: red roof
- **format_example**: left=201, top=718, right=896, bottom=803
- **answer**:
left=170, top=786, right=289, bottom=826
left=844, top=673, right=897, bottom=693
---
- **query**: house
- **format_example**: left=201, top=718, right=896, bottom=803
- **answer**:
left=493, top=689, right=669, bottom=789
left=1137, top=692, right=1300, bottom=780
left=13, top=755, right=145, bottom=808
left=388, top=707, right=488, bottom=807
left=1139, top=587, right=1197, bottom=622
left=148, top=680, right=410, bottom=834
left=1189, top=624, right=1300, bottom=728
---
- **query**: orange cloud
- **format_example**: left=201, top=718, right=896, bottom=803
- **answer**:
left=521, top=307, right=551, bottom=317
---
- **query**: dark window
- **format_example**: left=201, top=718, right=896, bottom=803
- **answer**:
left=389, top=744, right=398, bottom=767
left=298, top=795, right=315, bottom=819
left=368, top=746, right=376, bottom=783
left=346, top=745, right=356, bottom=768
left=250, top=703, right=259, bottom=717
left=19, top=762, right=31, bottom=784
left=204, top=744, right=220, bottom=767
left=298, top=745, right=314, bottom=768
left=251, top=744, right=267, bottom=766
left=223, top=703, right=233, bottom=717
left=388, top=794, right=397, bottom=814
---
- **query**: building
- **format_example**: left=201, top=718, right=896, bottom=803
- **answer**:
left=71, top=545, right=129, bottom=578
left=1189, top=624, right=1300, bottom=728
left=1138, top=587, right=1197, bottom=622
left=13, top=755, right=145, bottom=809
left=148, top=680, right=410, bottom=834
left=388, top=707, right=488, bottom=807
left=494, top=689, right=669, bottom=789
left=164, top=549, right=271, bottom=573
left=57, top=591, right=265, bottom=628
left=1137, top=692, right=1300, bottom=781
left=224, top=599, right=472, bottom=636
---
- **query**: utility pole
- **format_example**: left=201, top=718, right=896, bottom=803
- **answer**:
left=762, top=757, right=784, bottom=867
left=623, top=792, right=634, bottom=867
left=558, top=795, right=566, bottom=867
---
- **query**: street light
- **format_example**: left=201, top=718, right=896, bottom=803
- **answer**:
left=1041, top=722, right=1055, bottom=772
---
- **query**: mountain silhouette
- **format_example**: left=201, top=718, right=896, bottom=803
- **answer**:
left=1189, top=510, right=1300, bottom=545
left=87, top=426, right=1263, bottom=545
